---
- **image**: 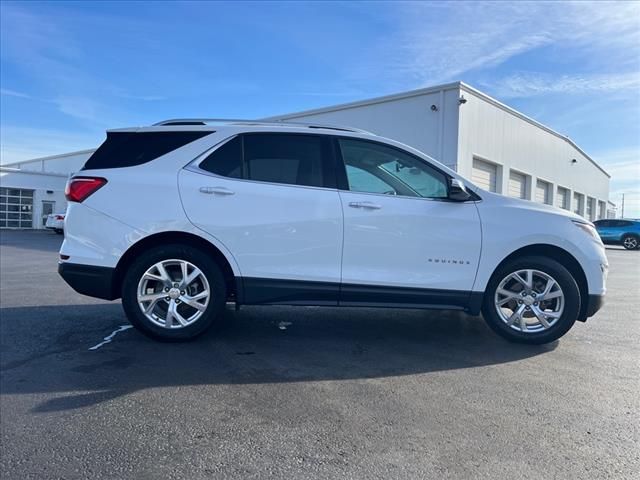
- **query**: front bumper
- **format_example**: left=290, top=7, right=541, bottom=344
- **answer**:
left=578, top=294, right=605, bottom=322
left=584, top=294, right=605, bottom=319
left=58, top=262, right=118, bottom=300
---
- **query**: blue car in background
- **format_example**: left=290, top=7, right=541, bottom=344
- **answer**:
left=593, top=219, right=640, bottom=250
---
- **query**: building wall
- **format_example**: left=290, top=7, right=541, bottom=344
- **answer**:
left=457, top=86, right=610, bottom=219
left=268, top=86, right=461, bottom=170
left=0, top=169, right=68, bottom=229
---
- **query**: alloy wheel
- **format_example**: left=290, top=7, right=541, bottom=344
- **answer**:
left=137, top=259, right=210, bottom=329
left=494, top=269, right=565, bottom=333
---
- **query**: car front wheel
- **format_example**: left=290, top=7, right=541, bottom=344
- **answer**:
left=121, top=244, right=227, bottom=341
left=482, top=256, right=580, bottom=344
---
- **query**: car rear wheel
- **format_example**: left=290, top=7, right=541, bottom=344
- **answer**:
left=622, top=235, right=639, bottom=250
left=121, top=244, right=227, bottom=341
left=482, top=256, right=580, bottom=344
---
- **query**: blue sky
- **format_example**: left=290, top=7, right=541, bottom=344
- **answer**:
left=1, top=1, right=639, bottom=215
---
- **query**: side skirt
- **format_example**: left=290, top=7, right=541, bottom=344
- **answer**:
left=238, top=277, right=483, bottom=314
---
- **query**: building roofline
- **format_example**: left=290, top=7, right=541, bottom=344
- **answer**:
left=265, top=80, right=609, bottom=179
left=263, top=81, right=463, bottom=121
left=2, top=148, right=96, bottom=167
left=0, top=166, right=69, bottom=178
left=458, top=82, right=610, bottom=178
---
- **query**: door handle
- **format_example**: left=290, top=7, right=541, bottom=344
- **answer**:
left=199, top=186, right=235, bottom=195
left=349, top=201, right=382, bottom=210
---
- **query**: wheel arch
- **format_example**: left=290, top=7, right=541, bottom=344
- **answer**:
left=112, top=231, right=239, bottom=301
left=484, top=244, right=590, bottom=322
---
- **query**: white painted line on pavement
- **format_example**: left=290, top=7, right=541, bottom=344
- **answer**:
left=88, top=325, right=133, bottom=351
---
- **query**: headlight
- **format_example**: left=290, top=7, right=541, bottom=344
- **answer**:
left=572, top=220, right=601, bottom=242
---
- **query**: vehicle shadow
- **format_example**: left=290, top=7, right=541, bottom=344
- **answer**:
left=0, top=303, right=556, bottom=413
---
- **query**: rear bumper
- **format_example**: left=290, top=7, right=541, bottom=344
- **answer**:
left=58, top=262, right=118, bottom=300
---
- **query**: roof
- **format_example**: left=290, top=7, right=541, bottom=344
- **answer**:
left=266, top=80, right=610, bottom=178
left=2, top=148, right=96, bottom=168
left=0, top=166, right=68, bottom=178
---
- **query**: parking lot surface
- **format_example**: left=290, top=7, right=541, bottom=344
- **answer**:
left=1, top=230, right=638, bottom=479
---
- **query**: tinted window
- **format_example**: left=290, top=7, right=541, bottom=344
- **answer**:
left=199, top=136, right=242, bottom=178
left=83, top=131, right=211, bottom=170
left=594, top=220, right=610, bottom=227
left=339, top=138, right=447, bottom=198
left=243, top=134, right=327, bottom=188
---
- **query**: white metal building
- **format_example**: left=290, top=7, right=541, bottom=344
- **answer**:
left=1, top=81, right=611, bottom=229
left=268, top=81, right=611, bottom=220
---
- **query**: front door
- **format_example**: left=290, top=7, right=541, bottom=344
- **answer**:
left=336, top=137, right=481, bottom=306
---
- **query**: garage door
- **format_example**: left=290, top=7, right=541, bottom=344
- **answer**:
left=0, top=187, right=34, bottom=229
left=535, top=179, right=551, bottom=204
left=508, top=171, right=527, bottom=199
left=556, top=187, right=569, bottom=209
left=472, top=159, right=497, bottom=192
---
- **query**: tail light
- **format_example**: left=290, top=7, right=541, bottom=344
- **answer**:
left=65, top=177, right=107, bottom=202
left=55, top=215, right=65, bottom=221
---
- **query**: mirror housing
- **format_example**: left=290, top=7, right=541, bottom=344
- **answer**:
left=448, top=178, right=472, bottom=202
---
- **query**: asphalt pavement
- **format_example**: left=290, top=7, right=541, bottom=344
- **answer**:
left=1, top=230, right=638, bottom=479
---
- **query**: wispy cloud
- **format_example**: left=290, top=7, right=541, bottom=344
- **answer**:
left=485, top=72, right=640, bottom=98
left=0, top=88, right=31, bottom=99
left=372, top=1, right=640, bottom=87
left=0, top=126, right=102, bottom=164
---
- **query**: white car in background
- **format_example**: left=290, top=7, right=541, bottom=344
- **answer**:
left=45, top=213, right=65, bottom=234
left=58, top=119, right=608, bottom=344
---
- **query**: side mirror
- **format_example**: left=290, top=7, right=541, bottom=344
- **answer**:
left=449, top=178, right=472, bottom=202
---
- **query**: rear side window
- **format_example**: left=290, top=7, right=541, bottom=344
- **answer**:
left=244, top=134, right=327, bottom=187
left=198, top=133, right=332, bottom=188
left=199, top=136, right=242, bottom=178
left=83, top=131, right=211, bottom=170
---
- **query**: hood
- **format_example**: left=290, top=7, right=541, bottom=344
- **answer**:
left=474, top=188, right=589, bottom=224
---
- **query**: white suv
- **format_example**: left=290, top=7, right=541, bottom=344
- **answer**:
left=59, top=119, right=607, bottom=344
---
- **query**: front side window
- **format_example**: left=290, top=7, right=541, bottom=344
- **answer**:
left=338, top=138, right=448, bottom=198
left=198, top=133, right=329, bottom=188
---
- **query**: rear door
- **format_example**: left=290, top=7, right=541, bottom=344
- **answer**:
left=179, top=132, right=343, bottom=304
left=336, top=137, right=481, bottom=307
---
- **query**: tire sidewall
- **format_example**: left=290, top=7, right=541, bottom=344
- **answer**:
left=482, top=256, right=580, bottom=344
left=121, top=244, right=226, bottom=341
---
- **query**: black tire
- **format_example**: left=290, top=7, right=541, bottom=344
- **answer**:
left=481, top=256, right=580, bottom=345
left=54, top=229, right=63, bottom=234
left=621, top=234, right=639, bottom=250
left=121, top=244, right=227, bottom=341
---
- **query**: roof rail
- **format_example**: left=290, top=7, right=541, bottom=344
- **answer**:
left=152, top=118, right=374, bottom=134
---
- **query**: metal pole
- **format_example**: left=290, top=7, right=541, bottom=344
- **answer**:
left=621, top=194, right=625, bottom=219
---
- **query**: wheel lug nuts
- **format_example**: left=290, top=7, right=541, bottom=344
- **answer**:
left=165, top=296, right=170, bottom=301
left=173, top=283, right=179, bottom=288
left=181, top=291, right=185, bottom=295
left=518, top=300, right=523, bottom=304
left=534, top=302, right=538, bottom=306
left=164, top=287, right=169, bottom=292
